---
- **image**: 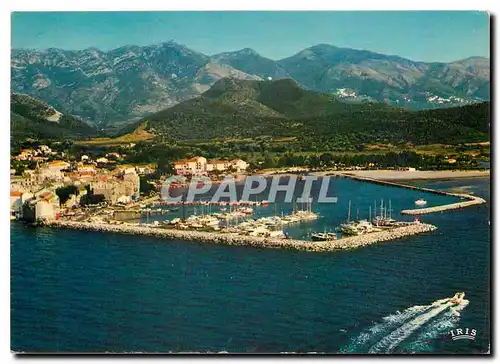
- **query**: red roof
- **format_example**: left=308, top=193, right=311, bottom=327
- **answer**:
left=10, top=191, right=22, bottom=197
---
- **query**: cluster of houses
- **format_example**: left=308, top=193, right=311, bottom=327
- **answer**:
left=13, top=145, right=60, bottom=162
left=10, top=189, right=61, bottom=223
left=173, top=156, right=248, bottom=176
left=10, top=160, right=144, bottom=222
left=90, top=166, right=140, bottom=205
left=10, top=152, right=248, bottom=222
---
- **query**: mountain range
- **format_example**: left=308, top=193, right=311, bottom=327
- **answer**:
left=11, top=42, right=490, bottom=127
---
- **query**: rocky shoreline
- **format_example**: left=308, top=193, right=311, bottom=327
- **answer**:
left=46, top=220, right=437, bottom=253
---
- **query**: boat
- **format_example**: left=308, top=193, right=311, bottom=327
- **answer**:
left=339, top=200, right=360, bottom=236
left=239, top=207, right=253, bottom=215
left=450, top=292, right=465, bottom=305
left=415, top=199, right=427, bottom=206
left=339, top=222, right=359, bottom=236
left=372, top=199, right=397, bottom=227
left=311, top=232, right=337, bottom=241
left=169, top=217, right=182, bottom=225
left=355, top=219, right=375, bottom=233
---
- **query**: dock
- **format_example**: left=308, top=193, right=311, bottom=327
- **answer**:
left=45, top=220, right=437, bottom=253
left=332, top=173, right=486, bottom=216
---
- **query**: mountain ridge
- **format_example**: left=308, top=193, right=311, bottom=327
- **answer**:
left=11, top=41, right=490, bottom=126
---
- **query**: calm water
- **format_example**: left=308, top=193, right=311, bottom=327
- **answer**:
left=11, top=177, right=490, bottom=353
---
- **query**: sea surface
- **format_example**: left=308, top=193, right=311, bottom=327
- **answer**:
left=11, top=177, right=490, bottom=353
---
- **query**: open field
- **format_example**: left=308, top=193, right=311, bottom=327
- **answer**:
left=75, top=123, right=154, bottom=147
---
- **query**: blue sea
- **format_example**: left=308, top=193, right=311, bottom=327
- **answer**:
left=10, top=177, right=490, bottom=353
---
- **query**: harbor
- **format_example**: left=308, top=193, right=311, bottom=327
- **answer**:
left=35, top=174, right=459, bottom=251
left=18, top=171, right=489, bottom=251
left=45, top=219, right=437, bottom=253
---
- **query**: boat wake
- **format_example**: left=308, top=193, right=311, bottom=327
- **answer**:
left=341, top=294, right=469, bottom=354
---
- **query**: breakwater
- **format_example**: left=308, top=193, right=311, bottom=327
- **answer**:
left=335, top=173, right=486, bottom=215
left=46, top=220, right=437, bottom=253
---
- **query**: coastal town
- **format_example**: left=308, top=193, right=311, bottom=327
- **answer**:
left=10, top=143, right=489, bottom=252
left=10, top=145, right=251, bottom=223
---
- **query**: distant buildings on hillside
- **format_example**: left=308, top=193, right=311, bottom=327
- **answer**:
left=173, top=156, right=248, bottom=176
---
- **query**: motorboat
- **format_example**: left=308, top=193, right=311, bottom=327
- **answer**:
left=169, top=218, right=182, bottom=225
left=415, top=199, right=427, bottom=206
left=239, top=207, right=253, bottom=215
left=450, top=292, right=465, bottom=305
left=339, top=221, right=359, bottom=236
left=311, top=232, right=337, bottom=241
left=356, top=219, right=375, bottom=233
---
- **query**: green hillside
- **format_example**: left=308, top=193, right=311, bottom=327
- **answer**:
left=140, top=78, right=489, bottom=145
left=11, top=93, right=99, bottom=141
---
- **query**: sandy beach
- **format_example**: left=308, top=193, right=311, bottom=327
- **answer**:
left=321, top=169, right=490, bottom=181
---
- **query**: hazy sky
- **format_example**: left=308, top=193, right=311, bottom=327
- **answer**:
left=11, top=11, right=490, bottom=62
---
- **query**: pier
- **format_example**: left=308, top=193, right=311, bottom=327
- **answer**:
left=332, top=173, right=487, bottom=216
left=46, top=220, right=437, bottom=253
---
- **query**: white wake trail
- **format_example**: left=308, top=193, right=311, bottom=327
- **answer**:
left=340, top=304, right=431, bottom=353
left=405, top=300, right=469, bottom=353
left=368, top=299, right=469, bottom=353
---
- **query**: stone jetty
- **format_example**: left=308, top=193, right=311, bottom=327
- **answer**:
left=400, top=196, right=486, bottom=215
left=335, top=173, right=487, bottom=216
left=46, top=220, right=437, bottom=253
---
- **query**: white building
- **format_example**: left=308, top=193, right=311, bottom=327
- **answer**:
left=10, top=191, right=23, bottom=215
left=22, top=190, right=59, bottom=222
left=96, top=157, right=109, bottom=164
left=38, top=145, right=52, bottom=154
left=174, top=157, right=207, bottom=175
left=230, top=159, right=248, bottom=172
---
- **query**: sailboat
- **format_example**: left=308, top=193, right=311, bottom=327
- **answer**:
left=339, top=200, right=359, bottom=236
left=373, top=198, right=396, bottom=226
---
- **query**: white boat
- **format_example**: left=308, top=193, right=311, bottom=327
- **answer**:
left=449, top=292, right=465, bottom=305
left=415, top=199, right=427, bottom=206
left=169, top=218, right=182, bottom=225
left=239, top=207, right=253, bottom=214
left=311, top=232, right=337, bottom=241
left=339, top=222, right=359, bottom=236
left=355, top=220, right=375, bottom=233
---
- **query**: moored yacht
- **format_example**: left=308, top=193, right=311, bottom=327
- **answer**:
left=311, top=232, right=338, bottom=241
left=415, top=199, right=427, bottom=206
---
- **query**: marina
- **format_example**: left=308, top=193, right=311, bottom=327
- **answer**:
left=34, top=173, right=479, bottom=251
left=45, top=219, right=437, bottom=253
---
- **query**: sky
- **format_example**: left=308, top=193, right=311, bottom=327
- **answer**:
left=11, top=11, right=490, bottom=62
